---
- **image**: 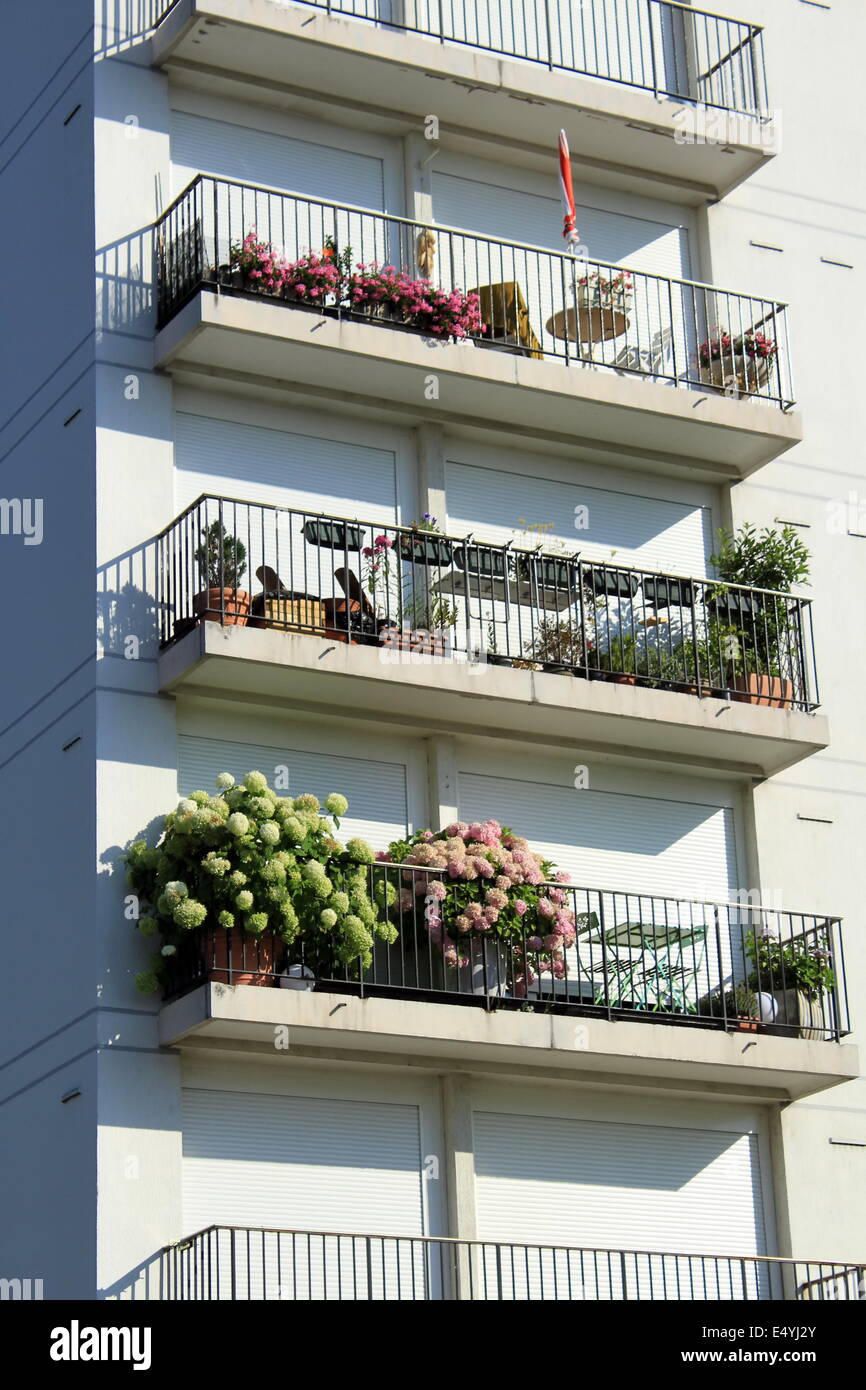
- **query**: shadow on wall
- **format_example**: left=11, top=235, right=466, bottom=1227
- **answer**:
left=97, top=226, right=156, bottom=338
left=98, top=535, right=161, bottom=660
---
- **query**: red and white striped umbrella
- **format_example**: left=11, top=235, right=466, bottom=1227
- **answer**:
left=558, top=129, right=580, bottom=249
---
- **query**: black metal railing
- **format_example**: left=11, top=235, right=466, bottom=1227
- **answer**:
left=153, top=2, right=769, bottom=118
left=155, top=176, right=794, bottom=408
left=162, top=860, right=848, bottom=1040
left=157, top=494, right=819, bottom=711
left=142, top=1227, right=863, bottom=1301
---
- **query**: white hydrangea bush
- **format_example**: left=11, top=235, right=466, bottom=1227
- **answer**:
left=124, top=774, right=394, bottom=992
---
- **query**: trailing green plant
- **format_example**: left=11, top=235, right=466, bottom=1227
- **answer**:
left=745, top=928, right=836, bottom=1003
left=124, top=773, right=396, bottom=993
left=195, top=521, right=247, bottom=591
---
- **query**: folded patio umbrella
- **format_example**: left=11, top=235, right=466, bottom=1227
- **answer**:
left=558, top=129, right=580, bottom=250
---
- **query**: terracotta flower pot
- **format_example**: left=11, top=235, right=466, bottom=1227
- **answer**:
left=731, top=674, right=794, bottom=708
left=735, top=1016, right=759, bottom=1032
left=193, top=588, right=251, bottom=625
left=378, top=627, right=451, bottom=658
left=209, top=930, right=276, bottom=987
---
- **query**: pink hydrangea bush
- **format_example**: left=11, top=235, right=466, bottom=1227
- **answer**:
left=383, top=821, right=576, bottom=992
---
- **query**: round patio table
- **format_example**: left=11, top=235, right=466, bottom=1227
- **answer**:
left=545, top=305, right=629, bottom=344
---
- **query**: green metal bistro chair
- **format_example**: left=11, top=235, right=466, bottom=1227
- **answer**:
left=592, top=919, right=708, bottom=1014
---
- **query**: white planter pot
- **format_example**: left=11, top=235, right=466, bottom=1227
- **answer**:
left=456, top=937, right=509, bottom=997
left=756, top=991, right=778, bottom=1024
left=772, top=988, right=824, bottom=1040
left=577, top=284, right=633, bottom=314
left=279, top=964, right=315, bottom=991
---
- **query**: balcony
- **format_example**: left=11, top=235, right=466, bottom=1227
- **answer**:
left=151, top=2, right=775, bottom=201
left=159, top=866, right=855, bottom=1101
left=155, top=496, right=828, bottom=778
left=139, top=1226, right=864, bottom=1301
left=154, top=178, right=801, bottom=478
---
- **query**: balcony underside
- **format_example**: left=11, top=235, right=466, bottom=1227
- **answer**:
left=158, top=624, right=829, bottom=778
left=160, top=983, right=858, bottom=1103
left=152, top=1, right=775, bottom=203
left=154, top=292, right=802, bottom=481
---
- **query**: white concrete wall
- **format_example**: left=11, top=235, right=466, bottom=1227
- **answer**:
left=702, top=0, right=866, bottom=1260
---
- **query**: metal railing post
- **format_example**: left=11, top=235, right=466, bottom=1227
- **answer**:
left=647, top=0, right=659, bottom=98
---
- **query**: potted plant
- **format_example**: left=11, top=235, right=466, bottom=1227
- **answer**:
left=700, top=983, right=761, bottom=1031
left=707, top=524, right=810, bottom=706
left=383, top=820, right=578, bottom=998
left=124, top=775, right=396, bottom=994
left=588, top=631, right=639, bottom=685
left=514, top=552, right=576, bottom=591
left=576, top=269, right=634, bottom=313
left=398, top=514, right=454, bottom=568
left=347, top=263, right=483, bottom=341
left=641, top=575, right=695, bottom=610
left=347, top=262, right=416, bottom=323
left=697, top=326, right=778, bottom=395
left=583, top=565, right=641, bottom=600
left=361, top=532, right=454, bottom=655
left=302, top=518, right=366, bottom=551
left=193, top=521, right=250, bottom=625
left=454, top=543, right=508, bottom=581
left=486, top=622, right=512, bottom=668
left=280, top=249, right=342, bottom=306
left=529, top=617, right=586, bottom=672
left=227, top=231, right=287, bottom=297
left=745, top=928, right=835, bottom=1040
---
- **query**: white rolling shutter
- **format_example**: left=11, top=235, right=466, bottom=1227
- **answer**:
left=174, top=411, right=399, bottom=594
left=457, top=771, right=737, bottom=902
left=170, top=111, right=389, bottom=275
left=432, top=172, right=690, bottom=280
left=175, top=413, right=399, bottom=521
left=182, top=1088, right=426, bottom=1298
left=170, top=111, right=386, bottom=210
left=178, top=735, right=409, bottom=849
left=473, top=1110, right=770, bottom=1298
left=445, top=459, right=711, bottom=575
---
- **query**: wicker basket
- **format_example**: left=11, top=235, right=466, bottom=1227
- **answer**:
left=252, top=597, right=326, bottom=634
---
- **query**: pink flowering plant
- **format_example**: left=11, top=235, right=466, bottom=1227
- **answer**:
left=229, top=231, right=288, bottom=295
left=281, top=250, right=342, bottom=303
left=739, top=329, right=777, bottom=361
left=698, top=326, right=777, bottom=368
left=229, top=232, right=343, bottom=304
left=577, top=269, right=634, bottom=308
left=382, top=820, right=578, bottom=991
left=348, top=262, right=484, bottom=340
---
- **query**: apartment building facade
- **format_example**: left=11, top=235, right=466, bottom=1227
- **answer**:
left=0, top=0, right=863, bottom=1300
